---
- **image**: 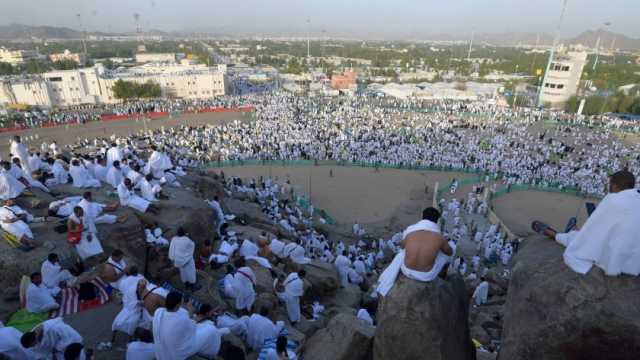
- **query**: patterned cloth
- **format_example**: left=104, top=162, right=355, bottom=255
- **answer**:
left=50, top=277, right=112, bottom=318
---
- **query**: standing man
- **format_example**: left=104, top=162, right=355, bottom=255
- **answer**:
left=168, top=227, right=200, bottom=291
left=276, top=270, right=305, bottom=324
left=152, top=291, right=197, bottom=360
left=472, top=277, right=489, bottom=306
left=10, top=136, right=31, bottom=175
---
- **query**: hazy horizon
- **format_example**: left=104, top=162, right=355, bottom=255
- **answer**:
left=1, top=0, right=638, bottom=39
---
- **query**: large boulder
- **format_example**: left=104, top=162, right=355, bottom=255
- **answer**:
left=224, top=198, right=272, bottom=226
left=303, top=313, right=374, bottom=360
left=325, top=284, right=362, bottom=309
left=374, top=274, right=475, bottom=360
left=499, top=236, right=640, bottom=360
left=188, top=174, right=225, bottom=200
left=247, top=260, right=275, bottom=294
left=301, top=260, right=339, bottom=299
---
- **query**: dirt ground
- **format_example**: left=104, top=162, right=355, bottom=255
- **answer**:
left=219, top=165, right=473, bottom=234
left=491, top=190, right=600, bottom=237
left=216, top=165, right=598, bottom=240
left=0, top=111, right=252, bottom=155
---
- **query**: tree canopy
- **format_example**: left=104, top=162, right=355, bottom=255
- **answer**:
left=112, top=79, right=162, bottom=101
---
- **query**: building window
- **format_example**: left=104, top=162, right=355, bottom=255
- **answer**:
left=562, top=66, right=570, bottom=71
left=557, top=84, right=564, bottom=89
left=544, top=83, right=550, bottom=88
left=71, top=77, right=75, bottom=81
left=550, top=84, right=557, bottom=89
left=48, top=77, right=62, bottom=82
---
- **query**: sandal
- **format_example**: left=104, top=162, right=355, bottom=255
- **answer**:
left=564, top=217, right=577, bottom=233
left=531, top=221, right=556, bottom=235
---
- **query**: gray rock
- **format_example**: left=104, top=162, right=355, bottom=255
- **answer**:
left=301, top=260, right=339, bottom=299
left=303, top=313, right=374, bottom=360
left=500, top=236, right=640, bottom=360
left=325, top=284, right=362, bottom=309
left=247, top=260, right=275, bottom=294
left=374, top=274, right=475, bottom=360
left=471, top=325, right=491, bottom=345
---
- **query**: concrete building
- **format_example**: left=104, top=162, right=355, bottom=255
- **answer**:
left=539, top=51, right=588, bottom=108
left=0, top=63, right=226, bottom=107
left=0, top=47, right=42, bottom=65
left=49, top=49, right=87, bottom=66
left=135, top=52, right=176, bottom=64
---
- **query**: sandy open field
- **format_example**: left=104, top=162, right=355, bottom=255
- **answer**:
left=218, top=165, right=472, bottom=232
left=0, top=111, right=252, bottom=154
left=491, top=190, right=600, bottom=237
left=214, top=164, right=597, bottom=239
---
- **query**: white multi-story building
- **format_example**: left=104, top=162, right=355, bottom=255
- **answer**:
left=0, top=63, right=227, bottom=107
left=135, top=52, right=176, bottom=63
left=539, top=51, right=588, bottom=108
left=0, top=47, right=42, bottom=65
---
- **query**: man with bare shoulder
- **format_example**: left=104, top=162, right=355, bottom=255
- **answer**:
left=401, top=207, right=453, bottom=281
left=376, top=207, right=455, bottom=297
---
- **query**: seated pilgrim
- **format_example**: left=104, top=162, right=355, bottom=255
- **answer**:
left=533, top=170, right=640, bottom=276
left=376, top=207, right=454, bottom=297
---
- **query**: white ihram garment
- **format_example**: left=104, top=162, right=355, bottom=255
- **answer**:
left=117, top=183, right=150, bottom=213
left=232, top=267, right=256, bottom=311
left=168, top=236, right=196, bottom=284
left=0, top=205, right=33, bottom=239
left=376, top=220, right=452, bottom=297
left=152, top=308, right=197, bottom=360
left=557, top=189, right=640, bottom=276
left=278, top=272, right=304, bottom=323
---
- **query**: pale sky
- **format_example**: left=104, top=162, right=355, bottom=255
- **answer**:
left=0, top=0, right=637, bottom=39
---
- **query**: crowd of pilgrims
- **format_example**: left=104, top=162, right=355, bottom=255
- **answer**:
left=0, top=96, right=256, bottom=129
left=0, top=93, right=639, bottom=359
left=58, top=92, right=635, bottom=197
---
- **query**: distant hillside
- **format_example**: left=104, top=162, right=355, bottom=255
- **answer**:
left=567, top=29, right=640, bottom=50
left=0, top=24, right=165, bottom=40
left=1, top=24, right=639, bottom=50
left=0, top=24, right=83, bottom=40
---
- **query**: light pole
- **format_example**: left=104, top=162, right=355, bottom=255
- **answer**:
left=593, top=22, right=611, bottom=72
left=537, top=0, right=569, bottom=107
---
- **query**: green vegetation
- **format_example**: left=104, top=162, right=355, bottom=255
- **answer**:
left=0, top=61, right=13, bottom=75
left=565, top=93, right=640, bottom=115
left=51, top=59, right=79, bottom=70
left=284, top=58, right=308, bottom=75
left=112, top=79, right=162, bottom=101
left=583, top=54, right=640, bottom=89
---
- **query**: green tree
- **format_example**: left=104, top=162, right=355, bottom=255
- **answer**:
left=51, top=59, right=78, bottom=70
left=112, top=79, right=135, bottom=101
left=112, top=79, right=161, bottom=101
left=102, top=58, right=116, bottom=70
left=0, top=62, right=14, bottom=75
left=22, top=60, right=50, bottom=74
left=565, top=96, right=579, bottom=113
left=138, top=80, right=162, bottom=98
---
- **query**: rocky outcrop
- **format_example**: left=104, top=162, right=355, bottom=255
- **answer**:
left=374, top=274, right=475, bottom=360
left=303, top=312, right=375, bottom=360
left=301, top=260, right=340, bottom=299
left=499, top=236, right=640, bottom=360
left=325, top=284, right=362, bottom=308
